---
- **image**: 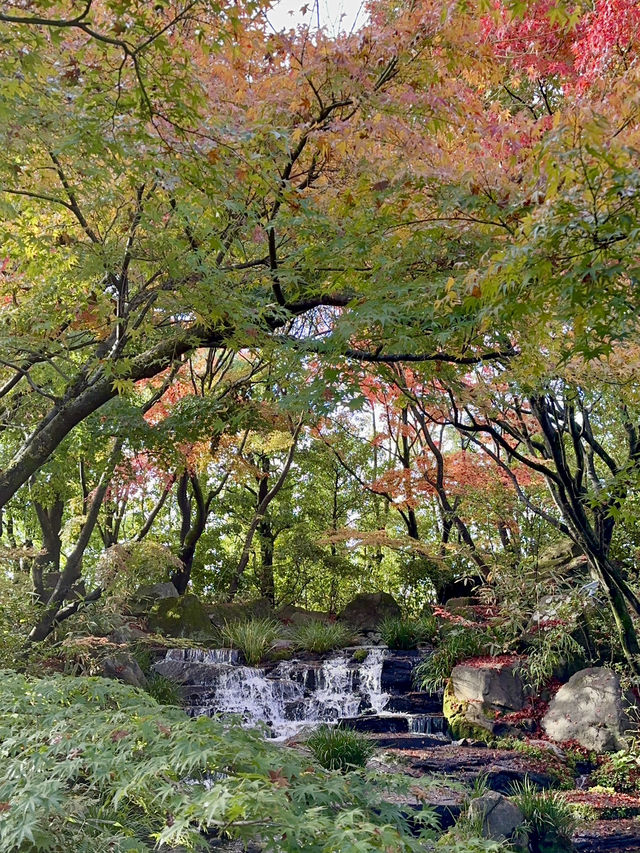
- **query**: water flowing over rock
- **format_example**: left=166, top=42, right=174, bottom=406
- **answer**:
left=153, top=647, right=392, bottom=739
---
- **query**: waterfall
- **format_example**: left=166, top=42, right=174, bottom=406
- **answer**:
left=153, top=647, right=389, bottom=740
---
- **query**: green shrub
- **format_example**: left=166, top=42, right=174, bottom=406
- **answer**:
left=307, top=724, right=376, bottom=772
left=145, top=673, right=182, bottom=706
left=380, top=615, right=438, bottom=650
left=353, top=648, right=369, bottom=663
left=415, top=626, right=488, bottom=691
left=0, top=670, right=437, bottom=852
left=520, top=625, right=583, bottom=690
left=591, top=750, right=640, bottom=793
left=221, top=618, right=280, bottom=666
left=291, top=620, right=354, bottom=653
left=511, top=778, right=576, bottom=851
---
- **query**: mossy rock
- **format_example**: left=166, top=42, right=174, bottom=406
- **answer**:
left=208, top=596, right=274, bottom=629
left=147, top=594, right=215, bottom=639
left=443, top=680, right=494, bottom=741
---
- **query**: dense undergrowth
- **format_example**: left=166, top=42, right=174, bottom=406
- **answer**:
left=0, top=671, right=439, bottom=853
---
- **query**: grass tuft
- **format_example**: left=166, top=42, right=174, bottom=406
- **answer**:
left=221, top=618, right=280, bottom=666
left=307, top=725, right=375, bottom=772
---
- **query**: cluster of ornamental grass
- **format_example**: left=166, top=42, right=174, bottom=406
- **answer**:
left=306, top=724, right=375, bottom=772
left=379, top=615, right=438, bottom=650
left=220, top=617, right=280, bottom=666
left=291, top=620, right=354, bottom=653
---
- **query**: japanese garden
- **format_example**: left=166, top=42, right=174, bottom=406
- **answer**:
left=2, top=0, right=640, bottom=850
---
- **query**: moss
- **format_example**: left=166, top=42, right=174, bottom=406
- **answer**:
left=443, top=680, right=493, bottom=741
left=147, top=594, right=214, bottom=639
left=352, top=648, right=369, bottom=663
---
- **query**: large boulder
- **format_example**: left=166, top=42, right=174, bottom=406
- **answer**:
left=101, top=653, right=147, bottom=689
left=468, top=791, right=525, bottom=845
left=338, top=592, right=401, bottom=631
left=451, top=661, right=525, bottom=712
left=445, top=660, right=525, bottom=739
left=147, top=593, right=215, bottom=639
left=276, top=604, right=331, bottom=626
left=542, top=667, right=638, bottom=752
left=129, top=581, right=178, bottom=615
left=208, top=597, right=274, bottom=629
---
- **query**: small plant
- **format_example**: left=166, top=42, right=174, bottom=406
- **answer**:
left=307, top=725, right=375, bottom=772
left=380, top=615, right=438, bottom=650
left=221, top=618, right=280, bottom=666
left=353, top=648, right=369, bottom=663
left=145, top=673, right=182, bottom=706
left=415, top=626, right=489, bottom=691
left=591, top=749, right=640, bottom=793
left=291, top=620, right=354, bottom=653
left=511, top=778, right=576, bottom=851
left=520, top=625, right=583, bottom=690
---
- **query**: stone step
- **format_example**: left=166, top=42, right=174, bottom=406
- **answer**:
left=340, top=713, right=447, bottom=735
left=385, top=691, right=443, bottom=714
left=373, top=732, right=452, bottom=749
left=573, top=819, right=640, bottom=852
left=381, top=650, right=431, bottom=693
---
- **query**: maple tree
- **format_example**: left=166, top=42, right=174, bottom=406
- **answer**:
left=0, top=0, right=639, bottom=665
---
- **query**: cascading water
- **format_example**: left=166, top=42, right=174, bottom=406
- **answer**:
left=153, top=647, right=390, bottom=739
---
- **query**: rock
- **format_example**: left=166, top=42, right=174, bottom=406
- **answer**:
left=381, top=649, right=429, bottom=693
left=108, top=623, right=148, bottom=645
left=444, top=680, right=496, bottom=740
left=276, top=604, right=330, bottom=626
left=443, top=596, right=477, bottom=619
left=208, top=597, right=274, bottom=628
left=451, top=661, right=525, bottom=712
left=542, top=667, right=638, bottom=752
left=147, top=593, right=215, bottom=639
left=536, top=539, right=588, bottom=579
left=101, top=653, right=147, bottom=689
left=468, top=791, right=525, bottom=844
left=338, top=592, right=401, bottom=630
left=129, top=581, right=178, bottom=614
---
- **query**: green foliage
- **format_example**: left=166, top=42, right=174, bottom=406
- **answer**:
left=415, top=626, right=489, bottom=692
left=0, top=571, right=36, bottom=666
left=145, top=673, right=182, bottom=706
left=0, top=671, right=438, bottom=852
left=520, top=626, right=583, bottom=690
left=306, top=725, right=376, bottom=772
left=220, top=618, right=280, bottom=666
left=591, top=749, right=640, bottom=793
left=94, top=542, right=183, bottom=604
left=379, top=615, right=438, bottom=650
left=353, top=648, right=369, bottom=663
left=511, top=778, right=576, bottom=850
left=291, top=620, right=354, bottom=653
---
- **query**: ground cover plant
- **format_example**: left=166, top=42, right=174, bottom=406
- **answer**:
left=0, top=671, right=438, bottom=853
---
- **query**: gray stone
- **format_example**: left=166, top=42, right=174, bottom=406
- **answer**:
left=338, top=592, right=401, bottom=630
left=451, top=662, right=525, bottom=712
left=468, top=791, right=524, bottom=843
left=276, top=604, right=330, bottom=626
left=542, top=666, right=638, bottom=752
left=208, top=597, right=274, bottom=628
left=108, top=623, right=148, bottom=645
left=101, top=653, right=147, bottom=689
left=129, top=581, right=178, bottom=614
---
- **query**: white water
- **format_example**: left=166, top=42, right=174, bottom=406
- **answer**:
left=154, top=647, right=390, bottom=739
